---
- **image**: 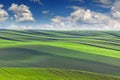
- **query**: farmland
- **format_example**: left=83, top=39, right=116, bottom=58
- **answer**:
left=0, top=30, right=120, bottom=79
left=0, top=68, right=120, bottom=80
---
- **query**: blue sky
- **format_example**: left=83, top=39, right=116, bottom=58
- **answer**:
left=0, top=0, right=120, bottom=30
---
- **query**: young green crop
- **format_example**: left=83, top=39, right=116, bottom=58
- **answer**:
left=0, top=68, right=119, bottom=80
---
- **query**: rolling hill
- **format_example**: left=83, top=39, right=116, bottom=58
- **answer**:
left=0, top=68, right=120, bottom=80
left=0, top=30, right=120, bottom=79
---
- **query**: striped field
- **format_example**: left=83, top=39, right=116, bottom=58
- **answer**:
left=0, top=30, right=120, bottom=80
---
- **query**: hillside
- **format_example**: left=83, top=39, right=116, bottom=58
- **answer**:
left=0, top=68, right=120, bottom=80
left=0, top=30, right=120, bottom=76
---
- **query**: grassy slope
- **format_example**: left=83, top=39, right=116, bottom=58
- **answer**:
left=0, top=30, right=120, bottom=76
left=0, top=68, right=120, bottom=80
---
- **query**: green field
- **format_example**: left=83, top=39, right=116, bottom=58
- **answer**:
left=0, top=68, right=120, bottom=80
left=0, top=30, right=120, bottom=80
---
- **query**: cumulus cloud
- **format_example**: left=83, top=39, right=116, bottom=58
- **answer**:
left=50, top=0, right=120, bottom=30
left=69, top=7, right=109, bottom=24
left=7, top=5, right=120, bottom=30
left=2, top=0, right=120, bottom=30
left=50, top=6, right=120, bottom=30
left=9, top=3, right=35, bottom=22
left=111, top=0, right=120, bottom=19
left=112, top=11, right=120, bottom=19
left=42, top=2, right=120, bottom=30
left=0, top=4, right=9, bottom=22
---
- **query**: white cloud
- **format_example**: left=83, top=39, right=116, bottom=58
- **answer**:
left=9, top=3, right=35, bottom=22
left=112, top=11, right=120, bottom=19
left=95, top=0, right=112, bottom=4
left=42, top=10, right=54, bottom=15
left=93, top=0, right=113, bottom=8
left=1, top=0, right=120, bottom=30
left=0, top=4, right=9, bottom=22
left=0, top=4, right=3, bottom=8
left=71, top=0, right=113, bottom=8
left=30, top=0, right=43, bottom=5
left=7, top=5, right=120, bottom=30
left=111, top=0, right=120, bottom=19
left=51, top=16, right=64, bottom=23
left=50, top=6, right=120, bottom=30
left=69, top=7, right=109, bottom=24
left=7, top=24, right=33, bottom=29
left=41, top=0, right=120, bottom=30
left=42, top=10, right=49, bottom=14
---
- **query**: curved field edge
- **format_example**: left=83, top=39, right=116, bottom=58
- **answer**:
left=0, top=30, right=120, bottom=78
left=0, top=45, right=120, bottom=75
left=18, top=45, right=120, bottom=67
left=1, top=41, right=120, bottom=59
left=0, top=68, right=120, bottom=80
